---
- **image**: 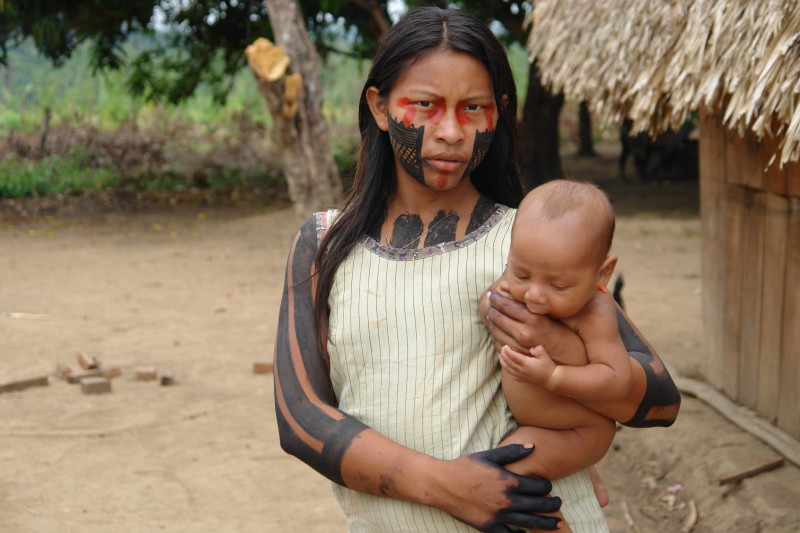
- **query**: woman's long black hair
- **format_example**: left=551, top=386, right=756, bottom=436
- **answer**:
left=313, top=7, right=524, bottom=335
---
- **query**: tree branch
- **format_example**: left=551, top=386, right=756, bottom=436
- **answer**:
left=347, top=0, right=391, bottom=39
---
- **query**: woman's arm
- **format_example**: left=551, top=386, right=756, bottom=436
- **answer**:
left=274, top=217, right=563, bottom=532
left=481, top=289, right=680, bottom=427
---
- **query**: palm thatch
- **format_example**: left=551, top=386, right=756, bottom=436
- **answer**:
left=528, top=0, right=800, bottom=165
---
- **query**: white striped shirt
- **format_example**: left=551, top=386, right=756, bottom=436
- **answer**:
left=326, top=206, right=608, bottom=533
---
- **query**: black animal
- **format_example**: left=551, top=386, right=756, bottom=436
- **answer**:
left=619, top=119, right=698, bottom=181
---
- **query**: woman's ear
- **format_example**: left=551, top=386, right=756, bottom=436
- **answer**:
left=365, top=87, right=389, bottom=132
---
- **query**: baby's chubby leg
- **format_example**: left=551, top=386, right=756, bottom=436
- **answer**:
left=500, top=416, right=615, bottom=481
left=499, top=418, right=615, bottom=533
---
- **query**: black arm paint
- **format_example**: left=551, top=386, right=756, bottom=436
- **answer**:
left=616, top=307, right=681, bottom=427
left=274, top=217, right=370, bottom=486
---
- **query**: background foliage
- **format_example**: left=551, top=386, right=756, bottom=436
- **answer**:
left=0, top=1, right=544, bottom=200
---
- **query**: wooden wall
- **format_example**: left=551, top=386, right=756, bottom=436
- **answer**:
left=699, top=109, right=800, bottom=441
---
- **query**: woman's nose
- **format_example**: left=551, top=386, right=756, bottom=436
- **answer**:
left=433, top=110, right=465, bottom=144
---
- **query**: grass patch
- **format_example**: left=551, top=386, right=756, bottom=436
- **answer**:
left=0, top=149, right=119, bottom=199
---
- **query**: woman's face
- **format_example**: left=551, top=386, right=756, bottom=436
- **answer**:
left=367, top=49, right=500, bottom=191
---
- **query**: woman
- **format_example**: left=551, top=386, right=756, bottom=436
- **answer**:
left=273, top=7, right=680, bottom=533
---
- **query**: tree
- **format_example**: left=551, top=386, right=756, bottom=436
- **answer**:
left=248, top=0, right=342, bottom=217
left=0, top=0, right=348, bottom=215
left=577, top=100, right=596, bottom=157
left=1, top=1, right=567, bottom=203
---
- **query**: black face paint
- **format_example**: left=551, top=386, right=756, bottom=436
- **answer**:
left=388, top=214, right=424, bottom=248
left=424, top=210, right=459, bottom=247
left=387, top=115, right=425, bottom=184
left=463, top=128, right=495, bottom=179
left=466, top=195, right=497, bottom=234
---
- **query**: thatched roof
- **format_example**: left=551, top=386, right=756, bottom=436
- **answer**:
left=528, top=0, right=800, bottom=164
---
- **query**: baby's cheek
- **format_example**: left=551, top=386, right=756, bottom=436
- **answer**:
left=505, top=279, right=524, bottom=302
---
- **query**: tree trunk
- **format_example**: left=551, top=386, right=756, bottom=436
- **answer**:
left=254, top=0, right=342, bottom=219
left=518, top=59, right=564, bottom=191
left=577, top=100, right=596, bottom=157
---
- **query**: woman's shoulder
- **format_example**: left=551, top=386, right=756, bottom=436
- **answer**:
left=300, top=209, right=340, bottom=247
left=493, top=203, right=516, bottom=229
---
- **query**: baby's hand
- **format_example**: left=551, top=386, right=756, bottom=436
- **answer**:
left=500, top=344, right=557, bottom=387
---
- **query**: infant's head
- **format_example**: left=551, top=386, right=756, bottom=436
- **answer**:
left=504, top=179, right=617, bottom=318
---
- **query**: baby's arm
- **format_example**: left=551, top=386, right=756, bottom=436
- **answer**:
left=484, top=288, right=680, bottom=426
left=498, top=290, right=633, bottom=402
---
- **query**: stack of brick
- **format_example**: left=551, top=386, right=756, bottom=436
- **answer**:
left=56, top=352, right=119, bottom=394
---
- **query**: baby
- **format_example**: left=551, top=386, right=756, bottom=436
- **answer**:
left=490, top=179, right=634, bottom=531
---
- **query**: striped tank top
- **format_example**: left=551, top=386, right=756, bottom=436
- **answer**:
left=325, top=206, right=608, bottom=533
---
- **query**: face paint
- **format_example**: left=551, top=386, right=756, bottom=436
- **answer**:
left=455, top=102, right=496, bottom=130
left=395, top=97, right=447, bottom=127
left=387, top=114, right=425, bottom=184
left=395, top=98, right=417, bottom=126
left=484, top=104, right=496, bottom=131
left=462, top=128, right=496, bottom=178
left=426, top=98, right=446, bottom=126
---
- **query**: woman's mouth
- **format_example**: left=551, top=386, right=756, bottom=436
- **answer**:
left=426, top=154, right=465, bottom=172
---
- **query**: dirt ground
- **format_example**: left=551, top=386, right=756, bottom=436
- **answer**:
left=1, top=144, right=799, bottom=533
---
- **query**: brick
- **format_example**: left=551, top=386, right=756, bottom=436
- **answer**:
left=136, top=367, right=158, bottom=381
left=56, top=363, right=72, bottom=380
left=77, top=352, right=99, bottom=370
left=0, top=375, right=49, bottom=394
left=80, top=377, right=112, bottom=394
left=102, top=366, right=122, bottom=379
left=67, top=369, right=102, bottom=384
left=160, top=373, right=175, bottom=386
left=253, top=361, right=274, bottom=374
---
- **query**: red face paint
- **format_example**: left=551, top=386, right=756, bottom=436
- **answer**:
left=484, top=104, right=496, bottom=131
left=436, top=173, right=448, bottom=188
left=454, top=102, right=496, bottom=130
left=455, top=106, right=471, bottom=127
left=396, top=98, right=417, bottom=126
left=428, top=98, right=446, bottom=126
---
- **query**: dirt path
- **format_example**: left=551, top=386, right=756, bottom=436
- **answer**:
left=1, top=150, right=799, bottom=532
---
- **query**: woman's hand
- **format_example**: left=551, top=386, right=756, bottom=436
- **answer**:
left=484, top=289, right=587, bottom=366
left=433, top=444, right=563, bottom=532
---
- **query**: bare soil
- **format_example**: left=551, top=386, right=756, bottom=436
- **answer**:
left=1, top=144, right=798, bottom=533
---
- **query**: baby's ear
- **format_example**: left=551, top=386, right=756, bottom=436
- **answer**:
left=598, top=254, right=618, bottom=287
left=365, top=86, right=389, bottom=131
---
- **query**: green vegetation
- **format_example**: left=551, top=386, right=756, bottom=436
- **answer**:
left=0, top=148, right=118, bottom=198
left=0, top=37, right=370, bottom=199
left=0, top=37, right=366, bottom=134
left=0, top=38, right=534, bottom=201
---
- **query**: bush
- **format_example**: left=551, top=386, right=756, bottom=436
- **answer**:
left=0, top=148, right=119, bottom=198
